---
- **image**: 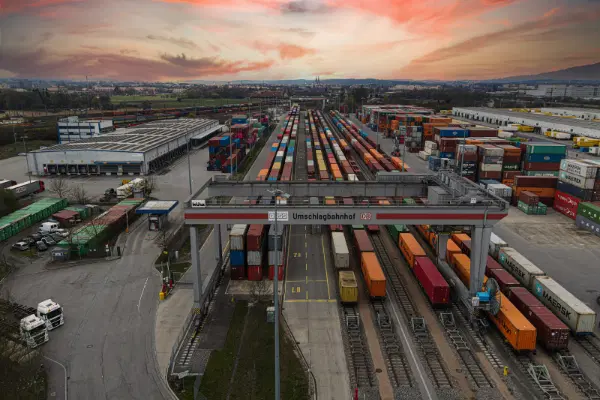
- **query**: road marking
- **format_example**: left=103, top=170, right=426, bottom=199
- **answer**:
left=305, top=291, right=308, bottom=300
left=306, top=263, right=308, bottom=271
left=320, top=235, right=331, bottom=300
left=305, top=252, right=308, bottom=258
left=138, top=277, right=149, bottom=312
left=283, top=227, right=292, bottom=301
left=43, top=356, right=68, bottom=400
left=305, top=276, right=308, bottom=284
left=305, top=242, right=307, bottom=248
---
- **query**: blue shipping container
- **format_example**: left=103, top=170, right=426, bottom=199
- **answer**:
left=480, top=179, right=500, bottom=188
left=439, top=152, right=456, bottom=159
left=230, top=250, right=245, bottom=266
left=437, top=128, right=468, bottom=138
left=556, top=181, right=595, bottom=201
left=526, top=153, right=565, bottom=163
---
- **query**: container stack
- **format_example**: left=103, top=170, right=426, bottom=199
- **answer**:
left=513, top=176, right=557, bottom=207
left=497, top=144, right=521, bottom=186
left=575, top=202, right=600, bottom=237
left=229, top=224, right=247, bottom=280
left=487, top=183, right=512, bottom=203
left=456, top=144, right=478, bottom=180
left=517, top=191, right=547, bottom=215
left=246, top=224, right=266, bottom=281
left=404, top=126, right=424, bottom=153
left=521, top=143, right=566, bottom=177
left=268, top=224, right=287, bottom=280
left=207, top=134, right=244, bottom=173
left=477, top=144, right=503, bottom=181
left=0, top=197, right=68, bottom=242
left=420, top=140, right=438, bottom=161
left=554, top=160, right=600, bottom=219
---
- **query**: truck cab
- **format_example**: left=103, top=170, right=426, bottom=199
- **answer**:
left=37, top=299, right=64, bottom=330
left=19, top=314, right=49, bottom=348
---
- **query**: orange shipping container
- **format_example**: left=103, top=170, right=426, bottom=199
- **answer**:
left=361, top=252, right=386, bottom=298
left=513, top=187, right=556, bottom=198
left=445, top=240, right=462, bottom=263
left=502, top=179, right=514, bottom=187
left=257, top=168, right=269, bottom=181
left=451, top=254, right=487, bottom=289
left=399, top=233, right=426, bottom=268
left=488, top=293, right=537, bottom=351
left=451, top=233, right=471, bottom=249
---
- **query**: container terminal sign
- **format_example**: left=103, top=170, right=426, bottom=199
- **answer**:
left=269, top=211, right=367, bottom=223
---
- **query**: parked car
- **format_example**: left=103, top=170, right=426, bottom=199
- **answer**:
left=12, top=242, right=30, bottom=251
left=22, top=237, right=36, bottom=246
left=36, top=241, right=48, bottom=251
left=53, top=230, right=69, bottom=238
left=50, top=233, right=65, bottom=242
left=29, top=233, right=42, bottom=241
left=42, top=237, right=56, bottom=246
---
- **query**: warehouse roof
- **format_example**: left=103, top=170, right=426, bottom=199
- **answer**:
left=136, top=200, right=179, bottom=215
left=456, top=107, right=600, bottom=130
left=32, top=119, right=218, bottom=153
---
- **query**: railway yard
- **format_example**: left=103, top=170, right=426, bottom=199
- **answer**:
left=3, top=101, right=600, bottom=400
left=182, top=104, right=600, bottom=400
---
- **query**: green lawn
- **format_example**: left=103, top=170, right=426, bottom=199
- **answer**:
left=0, top=140, right=56, bottom=160
left=193, top=302, right=309, bottom=400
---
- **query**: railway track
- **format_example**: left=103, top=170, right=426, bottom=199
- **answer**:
left=370, top=233, right=453, bottom=389
left=575, top=336, right=600, bottom=365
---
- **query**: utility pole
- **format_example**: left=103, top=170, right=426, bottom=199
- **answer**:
left=273, top=194, right=281, bottom=400
left=22, top=136, right=31, bottom=182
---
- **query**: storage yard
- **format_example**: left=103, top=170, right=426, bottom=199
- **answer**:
left=25, top=118, right=222, bottom=176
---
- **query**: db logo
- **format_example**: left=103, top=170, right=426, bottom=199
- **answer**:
left=360, top=213, right=372, bottom=221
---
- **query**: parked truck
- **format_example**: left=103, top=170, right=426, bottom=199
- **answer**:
left=0, top=300, right=49, bottom=348
left=116, top=178, right=146, bottom=199
left=0, top=179, right=17, bottom=190
left=36, top=299, right=64, bottom=330
left=6, top=180, right=45, bottom=199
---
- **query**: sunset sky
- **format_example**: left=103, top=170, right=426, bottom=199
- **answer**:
left=1, top=0, right=599, bottom=81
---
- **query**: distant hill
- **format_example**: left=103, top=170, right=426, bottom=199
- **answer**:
left=186, top=78, right=423, bottom=85
left=493, top=62, right=600, bottom=83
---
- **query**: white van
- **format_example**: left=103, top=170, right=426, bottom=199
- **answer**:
left=39, top=222, right=60, bottom=234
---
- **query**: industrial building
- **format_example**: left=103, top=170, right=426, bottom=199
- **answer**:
left=27, top=119, right=222, bottom=176
left=524, top=84, right=600, bottom=99
left=539, top=107, right=600, bottom=120
left=453, top=107, right=600, bottom=139
left=57, top=116, right=115, bottom=143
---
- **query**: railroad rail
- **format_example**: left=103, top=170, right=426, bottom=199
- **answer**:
left=575, top=336, right=600, bottom=366
left=556, top=352, right=600, bottom=399
left=370, top=233, right=453, bottom=389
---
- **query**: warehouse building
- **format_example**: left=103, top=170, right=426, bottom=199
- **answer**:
left=27, top=119, right=222, bottom=176
left=57, top=116, right=114, bottom=143
left=539, top=107, right=600, bottom=121
left=453, top=107, right=600, bottom=139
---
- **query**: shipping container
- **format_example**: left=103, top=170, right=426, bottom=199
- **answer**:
left=560, top=159, right=598, bottom=178
left=229, top=224, right=247, bottom=251
left=489, top=233, right=508, bottom=259
left=247, top=266, right=262, bottom=281
left=413, top=257, right=450, bottom=306
left=268, top=265, right=284, bottom=281
left=498, top=248, right=545, bottom=289
left=230, top=250, right=245, bottom=266
left=506, top=287, right=569, bottom=350
left=361, top=252, right=386, bottom=298
left=451, top=254, right=487, bottom=289
left=576, top=214, right=600, bottom=236
left=268, top=224, right=286, bottom=250
left=488, top=293, right=537, bottom=351
left=451, top=233, right=471, bottom=255
left=386, top=224, right=407, bottom=243
left=399, top=233, right=426, bottom=268
left=331, top=232, right=350, bottom=269
left=353, top=230, right=374, bottom=253
left=514, top=176, right=558, bottom=188
left=246, top=224, right=265, bottom=251
left=532, top=276, right=596, bottom=334
left=559, top=171, right=595, bottom=190
left=230, top=265, right=246, bottom=280
left=577, top=202, right=600, bottom=225
left=339, top=270, right=358, bottom=304
left=246, top=251, right=263, bottom=266
left=445, top=240, right=462, bottom=263
left=487, top=268, right=520, bottom=293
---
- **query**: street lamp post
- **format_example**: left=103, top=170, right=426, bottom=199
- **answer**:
left=22, top=136, right=31, bottom=182
left=187, top=138, right=193, bottom=195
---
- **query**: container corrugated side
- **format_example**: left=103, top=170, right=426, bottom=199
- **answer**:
left=498, top=247, right=545, bottom=289
left=338, top=271, right=358, bottom=303
left=489, top=232, right=508, bottom=258
left=532, top=276, right=596, bottom=334
left=488, top=293, right=537, bottom=351
left=331, top=232, right=349, bottom=269
left=229, top=224, right=247, bottom=251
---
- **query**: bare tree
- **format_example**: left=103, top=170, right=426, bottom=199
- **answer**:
left=143, top=176, right=157, bottom=198
left=250, top=279, right=272, bottom=304
left=48, top=176, right=71, bottom=199
left=70, top=185, right=89, bottom=204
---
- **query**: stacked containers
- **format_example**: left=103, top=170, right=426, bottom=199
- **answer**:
left=456, top=144, right=478, bottom=179
left=555, top=160, right=600, bottom=219
left=229, top=224, right=247, bottom=280
left=246, top=224, right=266, bottom=281
left=0, top=197, right=69, bottom=241
left=477, top=144, right=503, bottom=181
left=575, top=202, right=600, bottom=237
left=517, top=191, right=546, bottom=215
left=513, top=176, right=557, bottom=207
left=268, top=223, right=286, bottom=280
left=521, top=143, right=566, bottom=178
left=497, top=145, right=522, bottom=187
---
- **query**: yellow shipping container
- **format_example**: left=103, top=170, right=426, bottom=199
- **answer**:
left=339, top=271, right=358, bottom=303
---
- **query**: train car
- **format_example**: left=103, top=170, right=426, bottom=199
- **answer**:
left=331, top=232, right=349, bottom=269
left=360, top=252, right=386, bottom=298
left=445, top=240, right=462, bottom=263
left=386, top=225, right=407, bottom=244
left=413, top=257, right=450, bottom=306
left=366, top=225, right=380, bottom=232
left=451, top=254, right=488, bottom=289
left=487, top=293, right=537, bottom=351
left=497, top=248, right=545, bottom=290
left=451, top=233, right=471, bottom=255
left=486, top=268, right=520, bottom=294
left=7, top=180, right=45, bottom=199
left=353, top=230, right=373, bottom=253
left=339, top=271, right=358, bottom=304
left=398, top=233, right=426, bottom=268
left=506, top=287, right=569, bottom=350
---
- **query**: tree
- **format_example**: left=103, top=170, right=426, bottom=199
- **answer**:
left=47, top=176, right=71, bottom=199
left=143, top=176, right=157, bottom=198
left=70, top=185, right=89, bottom=204
left=250, top=279, right=272, bottom=304
left=141, top=100, right=152, bottom=110
left=0, top=190, right=18, bottom=217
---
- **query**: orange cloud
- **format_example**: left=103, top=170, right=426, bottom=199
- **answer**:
left=0, top=49, right=275, bottom=81
left=1, top=0, right=82, bottom=15
left=251, top=41, right=316, bottom=60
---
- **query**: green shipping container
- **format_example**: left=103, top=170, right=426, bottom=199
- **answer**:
left=518, top=201, right=547, bottom=215
left=525, top=171, right=559, bottom=177
left=577, top=202, right=600, bottom=225
left=0, top=197, right=67, bottom=242
left=526, top=143, right=567, bottom=155
left=350, top=225, right=364, bottom=233
left=386, top=225, right=408, bottom=243
left=502, top=163, right=520, bottom=171
left=403, top=198, right=416, bottom=205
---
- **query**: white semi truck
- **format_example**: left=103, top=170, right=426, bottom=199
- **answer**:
left=0, top=300, right=49, bottom=348
left=36, top=299, right=64, bottom=330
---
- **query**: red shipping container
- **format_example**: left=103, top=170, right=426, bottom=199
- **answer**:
left=485, top=256, right=503, bottom=276
left=468, top=128, right=498, bottom=138
left=366, top=225, right=380, bottom=232
left=413, top=257, right=450, bottom=306
left=539, top=196, right=554, bottom=207
left=487, top=268, right=520, bottom=293
left=502, top=155, right=521, bottom=163
left=503, top=171, right=521, bottom=180
left=519, top=191, right=539, bottom=206
left=268, top=265, right=284, bottom=280
left=553, top=202, right=577, bottom=220
left=522, top=162, right=560, bottom=171
left=353, top=230, right=374, bottom=253
left=247, top=266, right=263, bottom=281
left=319, top=170, right=329, bottom=180
left=553, top=190, right=580, bottom=219
left=514, top=176, right=558, bottom=188
left=246, top=224, right=265, bottom=251
left=506, top=287, right=569, bottom=350
left=329, top=225, right=343, bottom=232
left=230, top=265, right=246, bottom=280
left=479, top=171, right=502, bottom=179
left=342, top=198, right=354, bottom=205
left=458, top=153, right=478, bottom=162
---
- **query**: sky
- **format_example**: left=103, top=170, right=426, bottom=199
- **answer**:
left=0, top=0, right=600, bottom=82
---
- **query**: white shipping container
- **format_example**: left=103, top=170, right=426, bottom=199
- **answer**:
left=560, top=159, right=598, bottom=179
left=277, top=150, right=285, bottom=157
left=247, top=251, right=263, bottom=266
left=498, top=247, right=545, bottom=289
left=285, top=156, right=293, bottom=163
left=533, top=276, right=596, bottom=334
left=481, top=147, right=504, bottom=157
left=331, top=232, right=349, bottom=269
left=488, top=233, right=508, bottom=258
left=458, top=144, right=477, bottom=155
left=424, top=141, right=438, bottom=150
left=307, top=160, right=314, bottom=166
left=418, top=151, right=430, bottom=160
left=347, top=174, right=358, bottom=181
left=268, top=250, right=284, bottom=266
left=229, top=224, right=247, bottom=251
left=498, top=131, right=514, bottom=138
left=487, top=183, right=512, bottom=198
left=559, top=171, right=595, bottom=190
left=479, top=163, right=502, bottom=172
